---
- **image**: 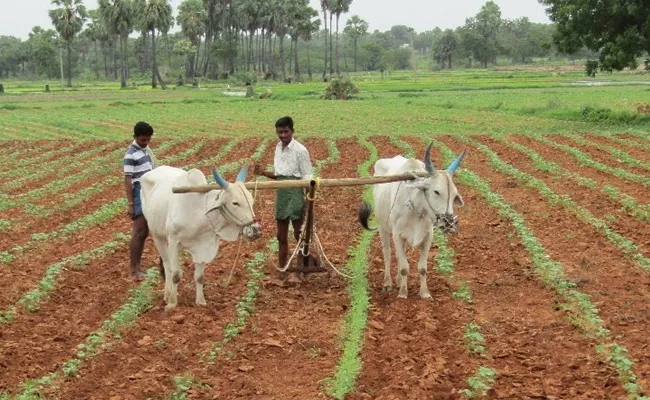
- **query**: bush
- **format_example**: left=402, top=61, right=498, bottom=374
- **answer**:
left=322, top=78, right=359, bottom=100
left=585, top=60, right=599, bottom=77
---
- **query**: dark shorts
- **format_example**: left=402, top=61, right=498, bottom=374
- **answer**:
left=275, top=176, right=305, bottom=221
left=132, top=182, right=143, bottom=220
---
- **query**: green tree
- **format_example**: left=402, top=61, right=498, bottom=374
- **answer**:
left=331, top=0, right=351, bottom=76
left=297, top=9, right=320, bottom=80
left=320, top=0, right=331, bottom=80
left=135, top=0, right=173, bottom=89
left=461, top=1, right=501, bottom=68
left=49, top=0, right=88, bottom=87
left=27, top=27, right=60, bottom=78
left=343, top=14, right=367, bottom=72
left=434, top=29, right=458, bottom=69
left=99, top=0, right=133, bottom=87
left=177, top=0, right=206, bottom=78
left=539, top=0, right=650, bottom=71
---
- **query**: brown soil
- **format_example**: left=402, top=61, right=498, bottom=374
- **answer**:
left=591, top=135, right=650, bottom=164
left=549, top=135, right=650, bottom=177
left=0, top=140, right=208, bottom=250
left=0, top=139, right=256, bottom=394
left=1, top=141, right=125, bottom=197
left=2, top=135, right=649, bottom=398
left=512, top=135, right=650, bottom=205
left=474, top=135, right=650, bottom=258
left=441, top=135, right=650, bottom=393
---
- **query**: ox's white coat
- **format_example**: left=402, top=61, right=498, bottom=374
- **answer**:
left=369, top=154, right=463, bottom=299
left=140, top=165, right=258, bottom=309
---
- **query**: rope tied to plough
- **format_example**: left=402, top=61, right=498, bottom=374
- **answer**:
left=277, top=185, right=355, bottom=280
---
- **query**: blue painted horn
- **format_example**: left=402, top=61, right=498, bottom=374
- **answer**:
left=447, top=149, right=467, bottom=174
left=423, top=142, right=436, bottom=174
left=236, top=165, right=249, bottom=182
left=213, top=168, right=229, bottom=189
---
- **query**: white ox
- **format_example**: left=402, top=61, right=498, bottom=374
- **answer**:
left=140, top=165, right=262, bottom=310
left=359, top=143, right=465, bottom=299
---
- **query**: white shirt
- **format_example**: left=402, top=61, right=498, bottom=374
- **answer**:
left=274, top=139, right=313, bottom=179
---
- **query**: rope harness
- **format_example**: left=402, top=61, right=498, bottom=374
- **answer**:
left=394, top=173, right=458, bottom=233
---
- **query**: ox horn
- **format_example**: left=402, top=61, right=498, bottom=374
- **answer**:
left=212, top=168, right=229, bottom=189
left=423, top=142, right=436, bottom=174
left=447, top=149, right=467, bottom=174
left=235, top=165, right=249, bottom=183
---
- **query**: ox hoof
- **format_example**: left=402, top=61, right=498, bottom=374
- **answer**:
left=419, top=292, right=432, bottom=300
left=164, top=303, right=177, bottom=312
left=196, top=300, right=207, bottom=307
left=382, top=286, right=392, bottom=293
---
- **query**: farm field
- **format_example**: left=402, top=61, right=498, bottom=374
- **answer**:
left=1, top=70, right=650, bottom=399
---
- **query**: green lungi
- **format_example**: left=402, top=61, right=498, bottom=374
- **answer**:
left=275, top=175, right=305, bottom=221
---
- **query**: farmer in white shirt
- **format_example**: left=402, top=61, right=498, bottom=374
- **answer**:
left=254, top=116, right=313, bottom=279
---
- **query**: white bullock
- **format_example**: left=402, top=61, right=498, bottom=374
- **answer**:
left=140, top=165, right=262, bottom=310
left=359, top=143, right=465, bottom=299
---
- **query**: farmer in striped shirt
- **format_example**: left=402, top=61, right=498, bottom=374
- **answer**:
left=124, top=121, right=157, bottom=281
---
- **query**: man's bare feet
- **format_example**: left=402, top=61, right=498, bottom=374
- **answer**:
left=131, top=270, right=147, bottom=282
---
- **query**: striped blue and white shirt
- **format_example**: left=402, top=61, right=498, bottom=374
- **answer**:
left=123, top=141, right=153, bottom=184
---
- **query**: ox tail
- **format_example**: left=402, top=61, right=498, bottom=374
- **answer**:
left=158, top=256, right=165, bottom=281
left=358, top=201, right=377, bottom=231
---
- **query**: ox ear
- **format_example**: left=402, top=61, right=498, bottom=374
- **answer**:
left=447, top=149, right=467, bottom=174
left=212, top=168, right=229, bottom=189
left=235, top=165, right=249, bottom=183
left=454, top=193, right=464, bottom=207
left=423, top=142, right=436, bottom=174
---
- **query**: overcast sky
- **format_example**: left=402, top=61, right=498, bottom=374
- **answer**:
left=1, top=0, right=551, bottom=40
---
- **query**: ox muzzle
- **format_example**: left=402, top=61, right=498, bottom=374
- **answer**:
left=435, top=213, right=459, bottom=234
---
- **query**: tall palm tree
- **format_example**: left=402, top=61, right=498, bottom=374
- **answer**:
left=319, top=0, right=329, bottom=80
left=332, top=0, right=351, bottom=76
left=136, top=0, right=173, bottom=89
left=296, top=7, right=319, bottom=81
left=49, top=0, right=88, bottom=87
left=177, top=0, right=206, bottom=78
left=343, top=14, right=367, bottom=72
left=99, top=0, right=133, bottom=88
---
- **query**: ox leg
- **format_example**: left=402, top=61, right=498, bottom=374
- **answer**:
left=165, top=242, right=182, bottom=310
left=194, top=262, right=206, bottom=306
left=153, top=235, right=171, bottom=302
left=393, top=237, right=410, bottom=299
left=378, top=227, right=393, bottom=292
left=418, top=235, right=433, bottom=300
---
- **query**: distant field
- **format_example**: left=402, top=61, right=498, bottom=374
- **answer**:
left=1, top=67, right=650, bottom=399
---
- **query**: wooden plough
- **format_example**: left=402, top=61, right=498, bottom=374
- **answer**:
left=172, top=172, right=429, bottom=275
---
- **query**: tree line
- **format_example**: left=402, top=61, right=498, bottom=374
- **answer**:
left=2, top=0, right=642, bottom=87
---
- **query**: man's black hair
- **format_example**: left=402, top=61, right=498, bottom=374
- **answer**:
left=275, top=116, right=294, bottom=132
left=134, top=121, right=154, bottom=137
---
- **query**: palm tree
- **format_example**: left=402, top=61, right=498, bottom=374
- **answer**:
left=49, top=0, right=88, bottom=87
left=343, top=14, right=365, bottom=72
left=319, top=0, right=329, bottom=80
left=136, top=0, right=173, bottom=89
left=84, top=9, right=102, bottom=78
left=99, top=0, right=133, bottom=88
left=296, top=6, right=319, bottom=80
left=177, top=0, right=206, bottom=78
left=331, top=0, right=350, bottom=76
